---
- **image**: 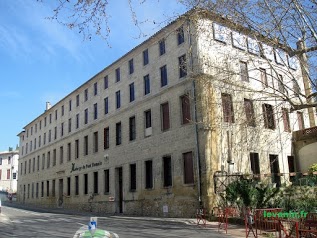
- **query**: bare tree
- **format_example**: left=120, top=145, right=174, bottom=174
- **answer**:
left=193, top=0, right=317, bottom=111
left=44, top=0, right=316, bottom=113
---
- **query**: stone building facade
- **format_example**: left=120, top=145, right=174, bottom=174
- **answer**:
left=17, top=9, right=315, bottom=217
left=0, top=149, right=19, bottom=193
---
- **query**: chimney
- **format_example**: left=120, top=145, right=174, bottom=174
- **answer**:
left=46, top=102, right=52, bottom=111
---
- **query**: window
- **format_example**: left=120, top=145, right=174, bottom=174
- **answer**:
left=244, top=99, right=256, bottom=127
left=163, top=156, right=172, bottom=187
left=104, top=97, right=109, bottom=114
left=0, top=170, right=2, bottom=180
left=144, top=75, right=150, bottom=95
left=85, top=89, right=88, bottom=101
left=93, top=172, right=98, bottom=194
left=47, top=151, right=50, bottom=168
left=53, top=150, right=56, bottom=166
left=84, top=135, right=88, bottom=155
left=93, top=131, right=98, bottom=153
left=49, top=130, right=51, bottom=142
left=129, top=116, right=136, bottom=141
left=69, top=99, right=72, bottom=111
left=76, top=114, right=79, bottom=129
left=250, top=153, right=260, bottom=175
left=130, top=163, right=136, bottom=191
left=42, top=154, right=45, bottom=170
left=84, top=174, right=88, bottom=194
left=94, top=82, right=98, bottom=95
left=116, top=90, right=121, bottom=109
left=160, top=65, right=168, bottom=87
left=240, top=61, right=249, bottom=82
left=116, top=122, right=122, bottom=145
left=177, top=26, right=184, bottom=45
left=75, top=176, right=79, bottom=195
left=0, top=158, right=2, bottom=165
left=179, top=54, right=187, bottom=78
left=297, top=111, right=305, bottom=130
left=145, top=110, right=151, bottom=128
left=36, top=183, right=39, bottom=198
left=29, top=159, right=31, bottom=173
left=84, top=108, right=88, bottom=124
left=143, top=49, right=149, bottom=65
left=52, top=180, right=55, bottom=197
left=67, top=177, right=71, bottom=196
left=129, top=59, right=134, bottom=74
left=7, top=169, right=10, bottom=179
left=269, top=154, right=281, bottom=187
left=222, top=93, right=235, bottom=123
left=263, top=104, right=275, bottom=129
left=282, top=108, right=291, bottom=132
left=61, top=122, right=64, bottom=137
left=75, top=139, right=79, bottom=159
left=54, top=126, right=57, bottom=140
left=183, top=152, right=194, bottom=184
left=278, top=74, right=285, bottom=93
left=181, top=94, right=191, bottom=124
left=33, top=157, right=35, bottom=172
left=104, top=170, right=110, bottom=193
left=43, top=133, right=46, bottom=145
left=232, top=31, right=247, bottom=50
left=260, top=68, right=268, bottom=88
left=145, top=160, right=153, bottom=189
left=213, top=23, right=229, bottom=42
left=288, top=156, right=295, bottom=173
left=94, top=103, right=98, bottom=120
left=41, top=181, right=44, bottom=197
left=104, top=127, right=109, bottom=149
left=76, top=94, right=80, bottom=107
left=67, top=143, right=71, bottom=161
left=115, top=68, right=120, bottom=82
left=59, top=146, right=64, bottom=164
left=103, top=76, right=109, bottom=90
left=159, top=39, right=166, bottom=55
left=161, top=102, right=170, bottom=131
left=68, top=118, right=72, bottom=133
left=129, top=83, right=135, bottom=102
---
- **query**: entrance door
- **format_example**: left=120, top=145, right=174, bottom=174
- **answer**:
left=269, top=155, right=281, bottom=187
left=115, top=167, right=123, bottom=213
left=58, top=179, right=63, bottom=207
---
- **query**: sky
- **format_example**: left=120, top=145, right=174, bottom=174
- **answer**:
left=0, top=0, right=187, bottom=152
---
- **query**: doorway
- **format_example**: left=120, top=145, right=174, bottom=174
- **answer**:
left=269, top=155, right=281, bottom=187
left=115, top=167, right=123, bottom=213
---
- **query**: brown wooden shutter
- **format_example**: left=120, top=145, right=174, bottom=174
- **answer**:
left=162, top=103, right=170, bottom=130
left=181, top=95, right=191, bottom=124
left=183, top=152, right=194, bottom=184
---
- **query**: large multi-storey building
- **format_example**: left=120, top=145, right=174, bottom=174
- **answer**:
left=0, top=148, right=19, bottom=193
left=17, top=9, right=315, bottom=217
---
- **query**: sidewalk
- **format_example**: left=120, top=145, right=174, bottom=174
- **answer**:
left=2, top=201, right=249, bottom=238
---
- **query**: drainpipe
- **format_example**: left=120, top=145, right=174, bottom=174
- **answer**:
left=186, top=17, right=202, bottom=206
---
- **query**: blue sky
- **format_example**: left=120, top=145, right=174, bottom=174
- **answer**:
left=0, top=0, right=186, bottom=152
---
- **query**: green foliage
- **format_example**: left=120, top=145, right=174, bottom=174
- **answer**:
left=224, top=178, right=279, bottom=209
left=307, top=163, right=317, bottom=186
left=269, top=186, right=317, bottom=212
left=308, top=163, right=317, bottom=173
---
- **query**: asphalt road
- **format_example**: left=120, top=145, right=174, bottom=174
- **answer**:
left=0, top=205, right=238, bottom=238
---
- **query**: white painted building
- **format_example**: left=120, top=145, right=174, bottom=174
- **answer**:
left=0, top=149, right=19, bottom=193
left=17, top=9, right=315, bottom=217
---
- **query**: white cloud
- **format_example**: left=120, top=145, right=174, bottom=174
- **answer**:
left=0, top=0, right=93, bottom=63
